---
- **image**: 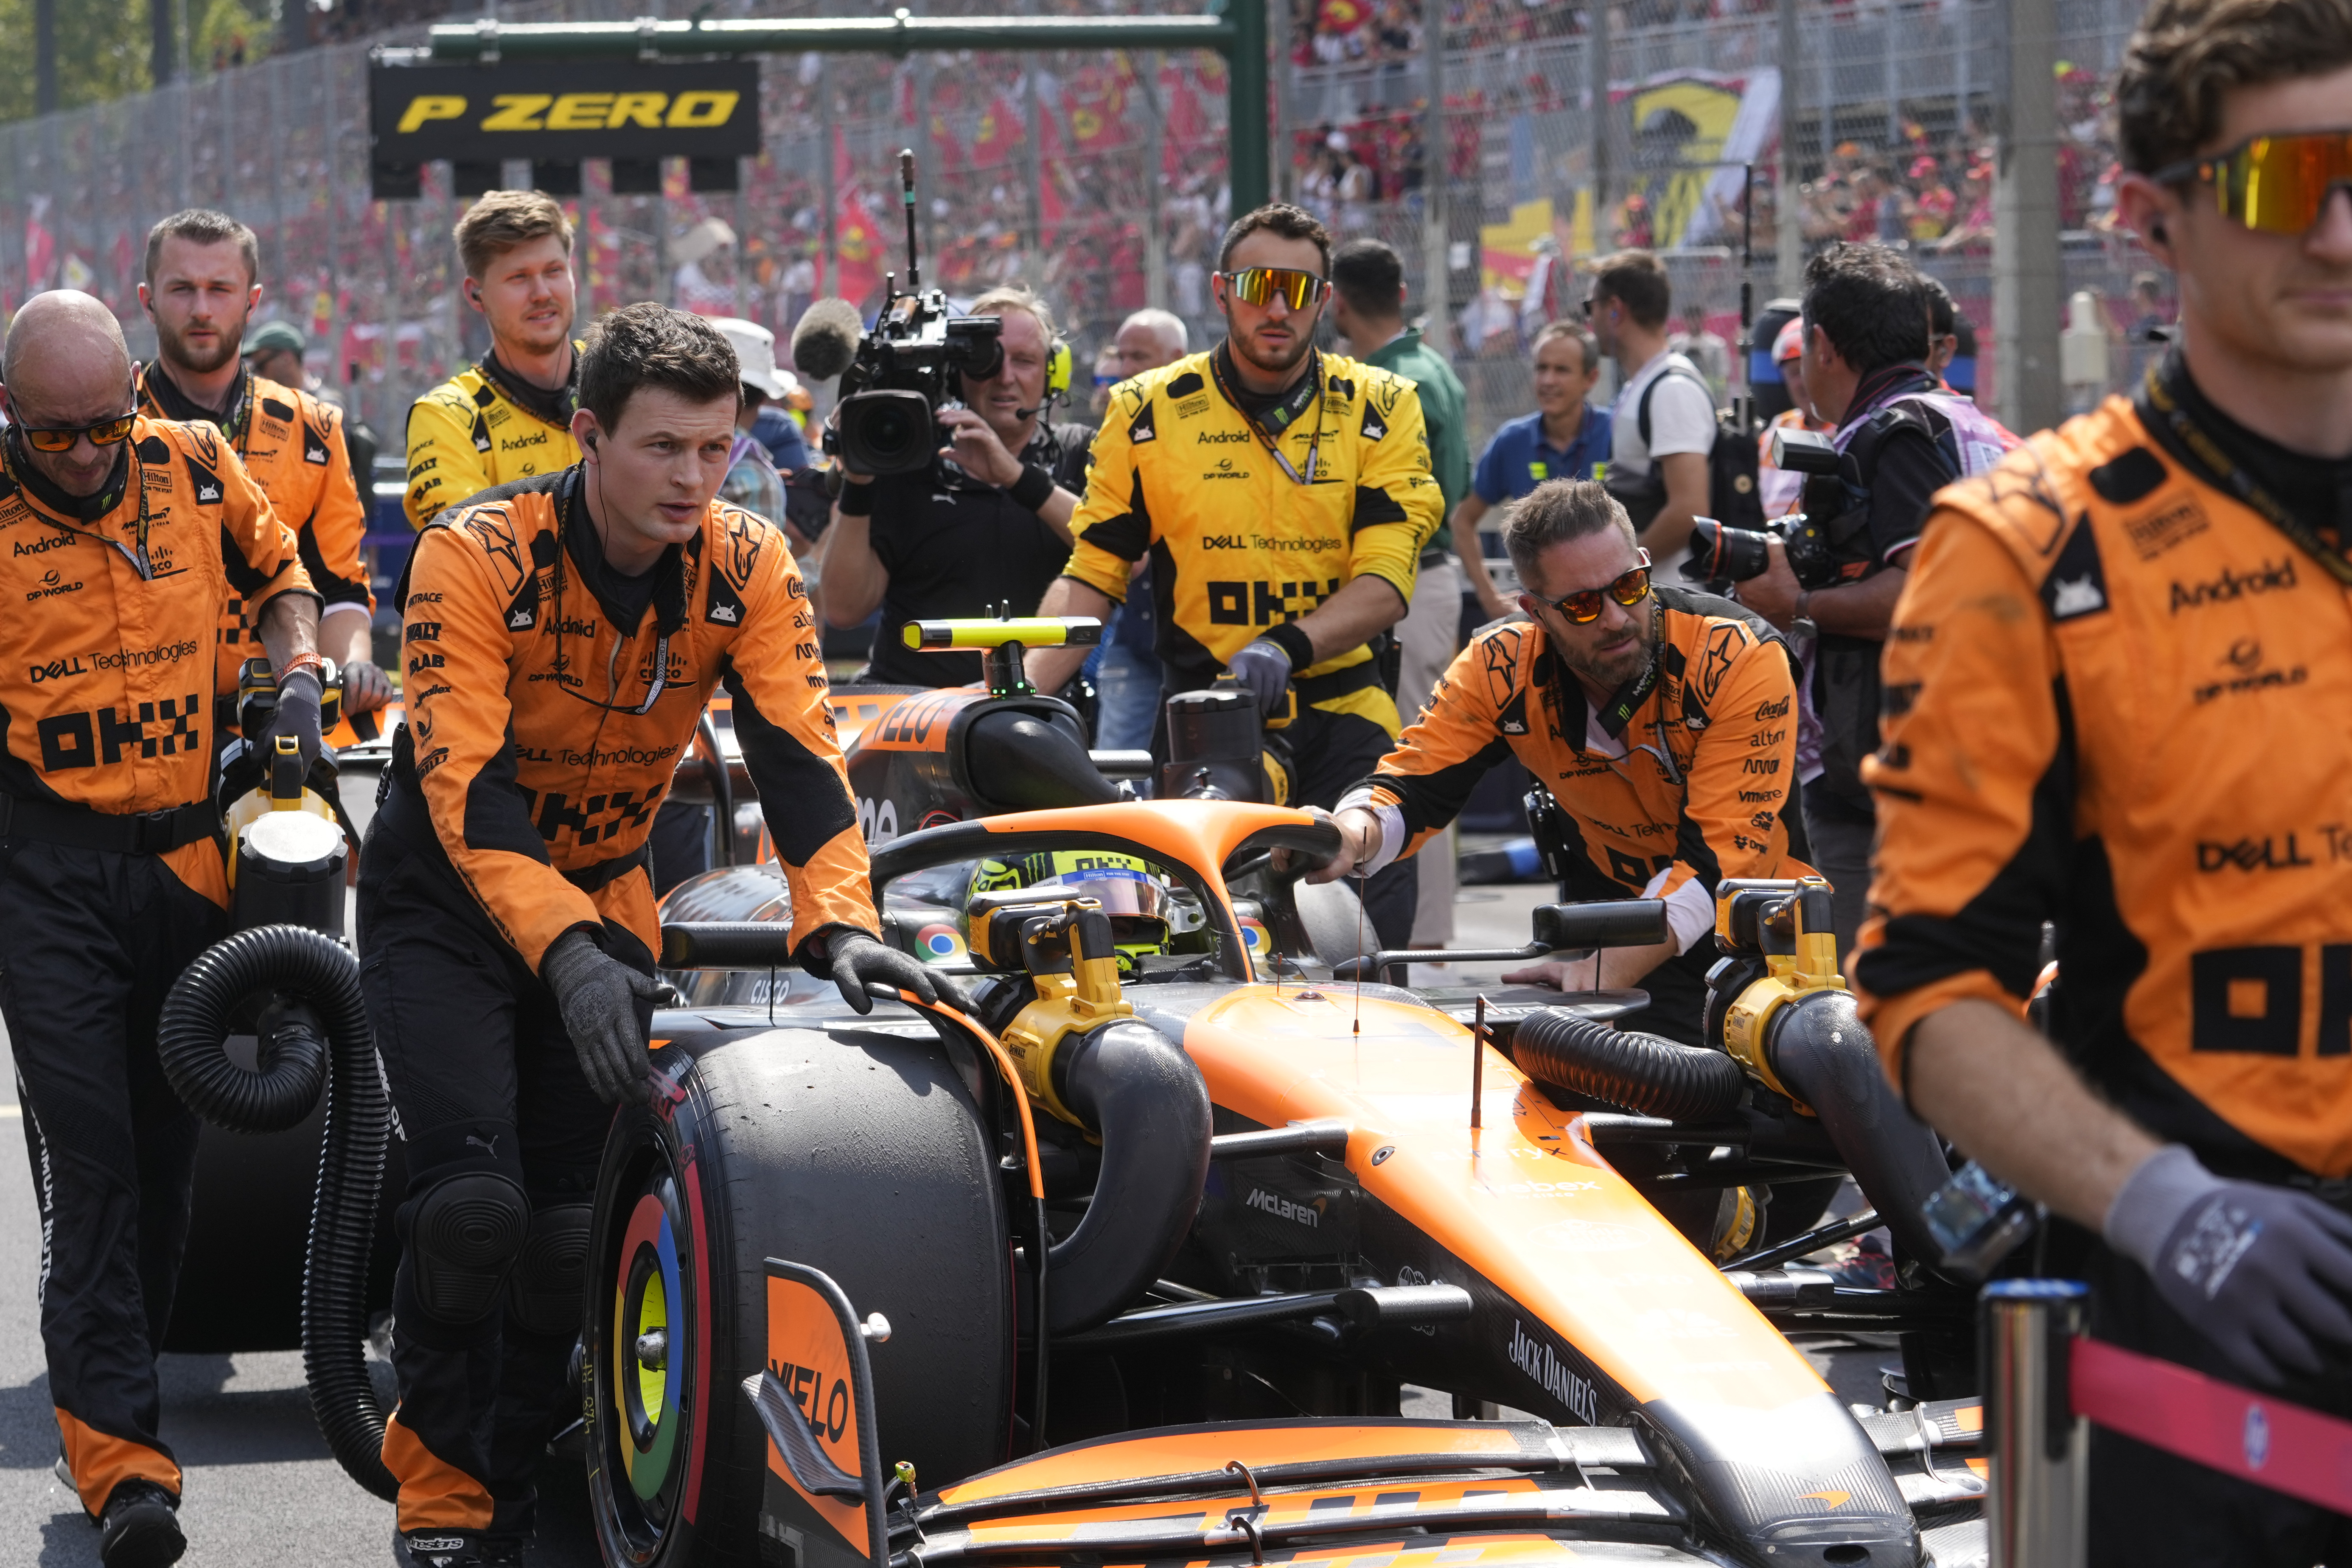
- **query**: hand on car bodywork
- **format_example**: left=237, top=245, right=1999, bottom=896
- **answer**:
left=829, top=931, right=973, bottom=1016
left=543, top=928, right=659, bottom=1105
left=1305, top=806, right=1382, bottom=885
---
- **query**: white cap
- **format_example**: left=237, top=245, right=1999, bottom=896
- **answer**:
left=710, top=316, right=792, bottom=399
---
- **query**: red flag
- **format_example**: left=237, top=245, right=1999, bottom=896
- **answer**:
left=24, top=197, right=54, bottom=294
left=835, top=185, right=886, bottom=307
left=1066, top=63, right=1130, bottom=151
left=972, top=93, right=1024, bottom=171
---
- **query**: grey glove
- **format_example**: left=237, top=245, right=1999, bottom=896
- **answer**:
left=1225, top=638, right=1293, bottom=716
left=2107, top=1144, right=2352, bottom=1386
left=542, top=929, right=661, bottom=1105
left=828, top=931, right=973, bottom=1016
left=340, top=657, right=394, bottom=715
left=272, top=668, right=325, bottom=770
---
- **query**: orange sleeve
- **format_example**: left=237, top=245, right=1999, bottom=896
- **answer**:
left=404, top=518, right=601, bottom=971
left=1660, top=626, right=1805, bottom=904
left=1850, top=503, right=2070, bottom=1086
left=302, top=397, right=376, bottom=619
left=215, top=441, right=316, bottom=615
left=716, top=510, right=881, bottom=966
left=1362, top=627, right=1516, bottom=859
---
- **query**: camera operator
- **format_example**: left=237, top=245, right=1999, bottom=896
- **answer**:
left=822, top=284, right=1093, bottom=687
left=1856, top=2, right=2352, bottom=1553
left=1732, top=242, right=2011, bottom=950
left=1024, top=203, right=1444, bottom=948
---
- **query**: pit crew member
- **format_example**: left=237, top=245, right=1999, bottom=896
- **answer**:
left=0, top=290, right=319, bottom=1567
left=402, top=190, right=582, bottom=529
left=1853, top=6, right=2352, bottom=1558
left=1026, top=203, right=1445, bottom=948
left=1316, top=480, right=1807, bottom=1046
left=363, top=305, right=954, bottom=1568
left=821, top=284, right=1094, bottom=688
left=135, top=208, right=384, bottom=711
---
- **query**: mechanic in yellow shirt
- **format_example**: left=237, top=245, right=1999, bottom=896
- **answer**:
left=1314, top=480, right=1807, bottom=1044
left=402, top=190, right=583, bottom=529
left=1025, top=204, right=1444, bottom=946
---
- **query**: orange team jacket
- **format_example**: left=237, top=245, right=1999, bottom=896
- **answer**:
left=386, top=467, right=875, bottom=974
left=136, top=364, right=371, bottom=696
left=0, top=416, right=313, bottom=904
left=1853, top=393, right=2352, bottom=1180
left=1342, top=585, right=1808, bottom=952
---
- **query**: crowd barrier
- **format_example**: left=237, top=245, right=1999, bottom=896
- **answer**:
left=1980, top=1278, right=2352, bottom=1565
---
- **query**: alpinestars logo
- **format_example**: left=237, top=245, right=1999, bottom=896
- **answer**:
left=1245, top=1187, right=1320, bottom=1228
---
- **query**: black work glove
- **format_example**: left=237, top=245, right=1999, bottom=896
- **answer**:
left=272, top=668, right=325, bottom=770
left=1225, top=638, right=1293, bottom=716
left=827, top=931, right=972, bottom=1016
left=542, top=929, right=660, bottom=1105
left=340, top=657, right=393, bottom=715
left=2107, top=1145, right=2352, bottom=1386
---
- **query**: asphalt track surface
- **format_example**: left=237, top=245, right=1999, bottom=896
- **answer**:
left=0, top=865, right=1893, bottom=1565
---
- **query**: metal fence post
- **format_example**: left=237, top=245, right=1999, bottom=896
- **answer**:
left=1982, top=1279, right=2089, bottom=1568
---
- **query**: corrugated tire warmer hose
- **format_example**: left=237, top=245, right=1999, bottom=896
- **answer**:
left=157, top=924, right=397, bottom=1502
left=1511, top=1008, right=1746, bottom=1123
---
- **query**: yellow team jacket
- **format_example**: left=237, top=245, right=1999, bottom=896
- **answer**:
left=1060, top=348, right=1444, bottom=692
left=402, top=348, right=582, bottom=529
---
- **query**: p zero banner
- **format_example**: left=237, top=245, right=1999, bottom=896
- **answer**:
left=371, top=60, right=761, bottom=163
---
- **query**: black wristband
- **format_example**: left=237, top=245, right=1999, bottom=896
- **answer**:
left=1260, top=620, right=1315, bottom=670
left=835, top=478, right=875, bottom=517
left=1007, top=462, right=1056, bottom=512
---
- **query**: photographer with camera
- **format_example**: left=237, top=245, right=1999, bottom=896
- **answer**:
left=1311, top=479, right=1806, bottom=1046
left=1024, top=203, right=1444, bottom=948
left=1727, top=243, right=2012, bottom=949
left=821, top=283, right=1093, bottom=688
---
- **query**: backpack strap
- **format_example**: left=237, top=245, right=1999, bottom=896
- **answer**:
left=1636, top=359, right=1717, bottom=450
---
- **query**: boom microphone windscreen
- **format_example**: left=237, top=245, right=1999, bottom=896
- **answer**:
left=789, top=298, right=865, bottom=383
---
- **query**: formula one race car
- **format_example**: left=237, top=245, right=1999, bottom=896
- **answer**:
left=612, top=798, right=1990, bottom=1568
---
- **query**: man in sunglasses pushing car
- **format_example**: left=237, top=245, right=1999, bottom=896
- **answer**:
left=1313, top=479, right=1806, bottom=1047
left=1026, top=204, right=1444, bottom=947
left=364, top=305, right=953, bottom=1568
left=1853, top=0, right=2352, bottom=1557
left=0, top=290, right=321, bottom=1567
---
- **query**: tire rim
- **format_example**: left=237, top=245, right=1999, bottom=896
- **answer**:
left=603, top=1159, right=690, bottom=1541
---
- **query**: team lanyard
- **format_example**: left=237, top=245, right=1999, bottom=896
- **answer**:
left=138, top=362, right=254, bottom=452
left=1209, top=345, right=1328, bottom=487
left=2140, top=361, right=2352, bottom=588
left=551, top=472, right=674, bottom=717
left=1562, top=601, right=1682, bottom=784
left=0, top=428, right=157, bottom=579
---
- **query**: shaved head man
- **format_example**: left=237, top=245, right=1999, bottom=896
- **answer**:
left=0, top=290, right=321, bottom=1565
left=0, top=290, right=136, bottom=496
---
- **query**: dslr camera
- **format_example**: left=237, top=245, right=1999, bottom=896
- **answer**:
left=829, top=293, right=1004, bottom=477
left=1681, top=425, right=1842, bottom=590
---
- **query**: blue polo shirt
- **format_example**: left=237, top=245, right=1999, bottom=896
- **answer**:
left=1471, top=404, right=1612, bottom=504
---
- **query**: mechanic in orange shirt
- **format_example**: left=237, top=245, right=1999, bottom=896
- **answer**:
left=362, top=305, right=956, bottom=1568
left=0, top=290, right=318, bottom=1566
left=1851, top=2, right=2352, bottom=1556
left=134, top=208, right=384, bottom=712
left=1313, top=479, right=1807, bottom=1045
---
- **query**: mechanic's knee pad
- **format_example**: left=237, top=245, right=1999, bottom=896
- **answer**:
left=509, top=1204, right=593, bottom=1339
left=407, top=1171, right=530, bottom=1325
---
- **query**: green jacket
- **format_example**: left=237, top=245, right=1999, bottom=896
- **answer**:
left=1362, top=326, right=1470, bottom=554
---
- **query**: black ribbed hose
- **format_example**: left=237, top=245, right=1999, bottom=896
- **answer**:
left=1512, top=1008, right=1746, bottom=1122
left=158, top=924, right=396, bottom=1502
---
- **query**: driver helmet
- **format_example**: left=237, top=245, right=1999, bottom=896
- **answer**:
left=965, top=850, right=1173, bottom=972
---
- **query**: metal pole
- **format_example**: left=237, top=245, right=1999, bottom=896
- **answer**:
left=1994, top=0, right=2062, bottom=434
left=1226, top=0, right=1270, bottom=215
left=35, top=0, right=57, bottom=118
left=1420, top=2, right=1448, bottom=353
left=1141, top=51, right=1169, bottom=311
left=1982, top=1280, right=2089, bottom=1568
left=820, top=92, right=838, bottom=301
left=1775, top=0, right=1802, bottom=294
left=1021, top=0, right=1045, bottom=258
left=1589, top=0, right=1613, bottom=240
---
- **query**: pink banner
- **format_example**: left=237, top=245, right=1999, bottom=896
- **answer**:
left=2072, top=1336, right=2352, bottom=1514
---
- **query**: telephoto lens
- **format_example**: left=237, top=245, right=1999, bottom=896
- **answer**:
left=1682, top=518, right=1773, bottom=583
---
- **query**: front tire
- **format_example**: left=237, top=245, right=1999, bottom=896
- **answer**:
left=586, top=1024, right=1013, bottom=1566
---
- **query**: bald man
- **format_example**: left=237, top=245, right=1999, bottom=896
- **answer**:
left=0, top=291, right=318, bottom=1565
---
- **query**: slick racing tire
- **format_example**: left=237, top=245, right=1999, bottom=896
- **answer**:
left=587, top=1025, right=1013, bottom=1568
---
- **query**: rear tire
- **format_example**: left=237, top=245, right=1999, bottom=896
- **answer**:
left=586, top=1024, right=1013, bottom=1567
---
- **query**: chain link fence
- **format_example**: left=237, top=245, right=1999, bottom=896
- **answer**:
left=0, top=0, right=2163, bottom=460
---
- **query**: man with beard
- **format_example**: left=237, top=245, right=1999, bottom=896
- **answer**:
left=135, top=209, right=384, bottom=713
left=1311, top=480, right=1806, bottom=1046
left=1026, top=204, right=1443, bottom=947
left=403, top=191, right=581, bottom=530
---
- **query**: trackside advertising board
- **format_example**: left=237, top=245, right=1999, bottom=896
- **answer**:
left=370, top=60, right=761, bottom=162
